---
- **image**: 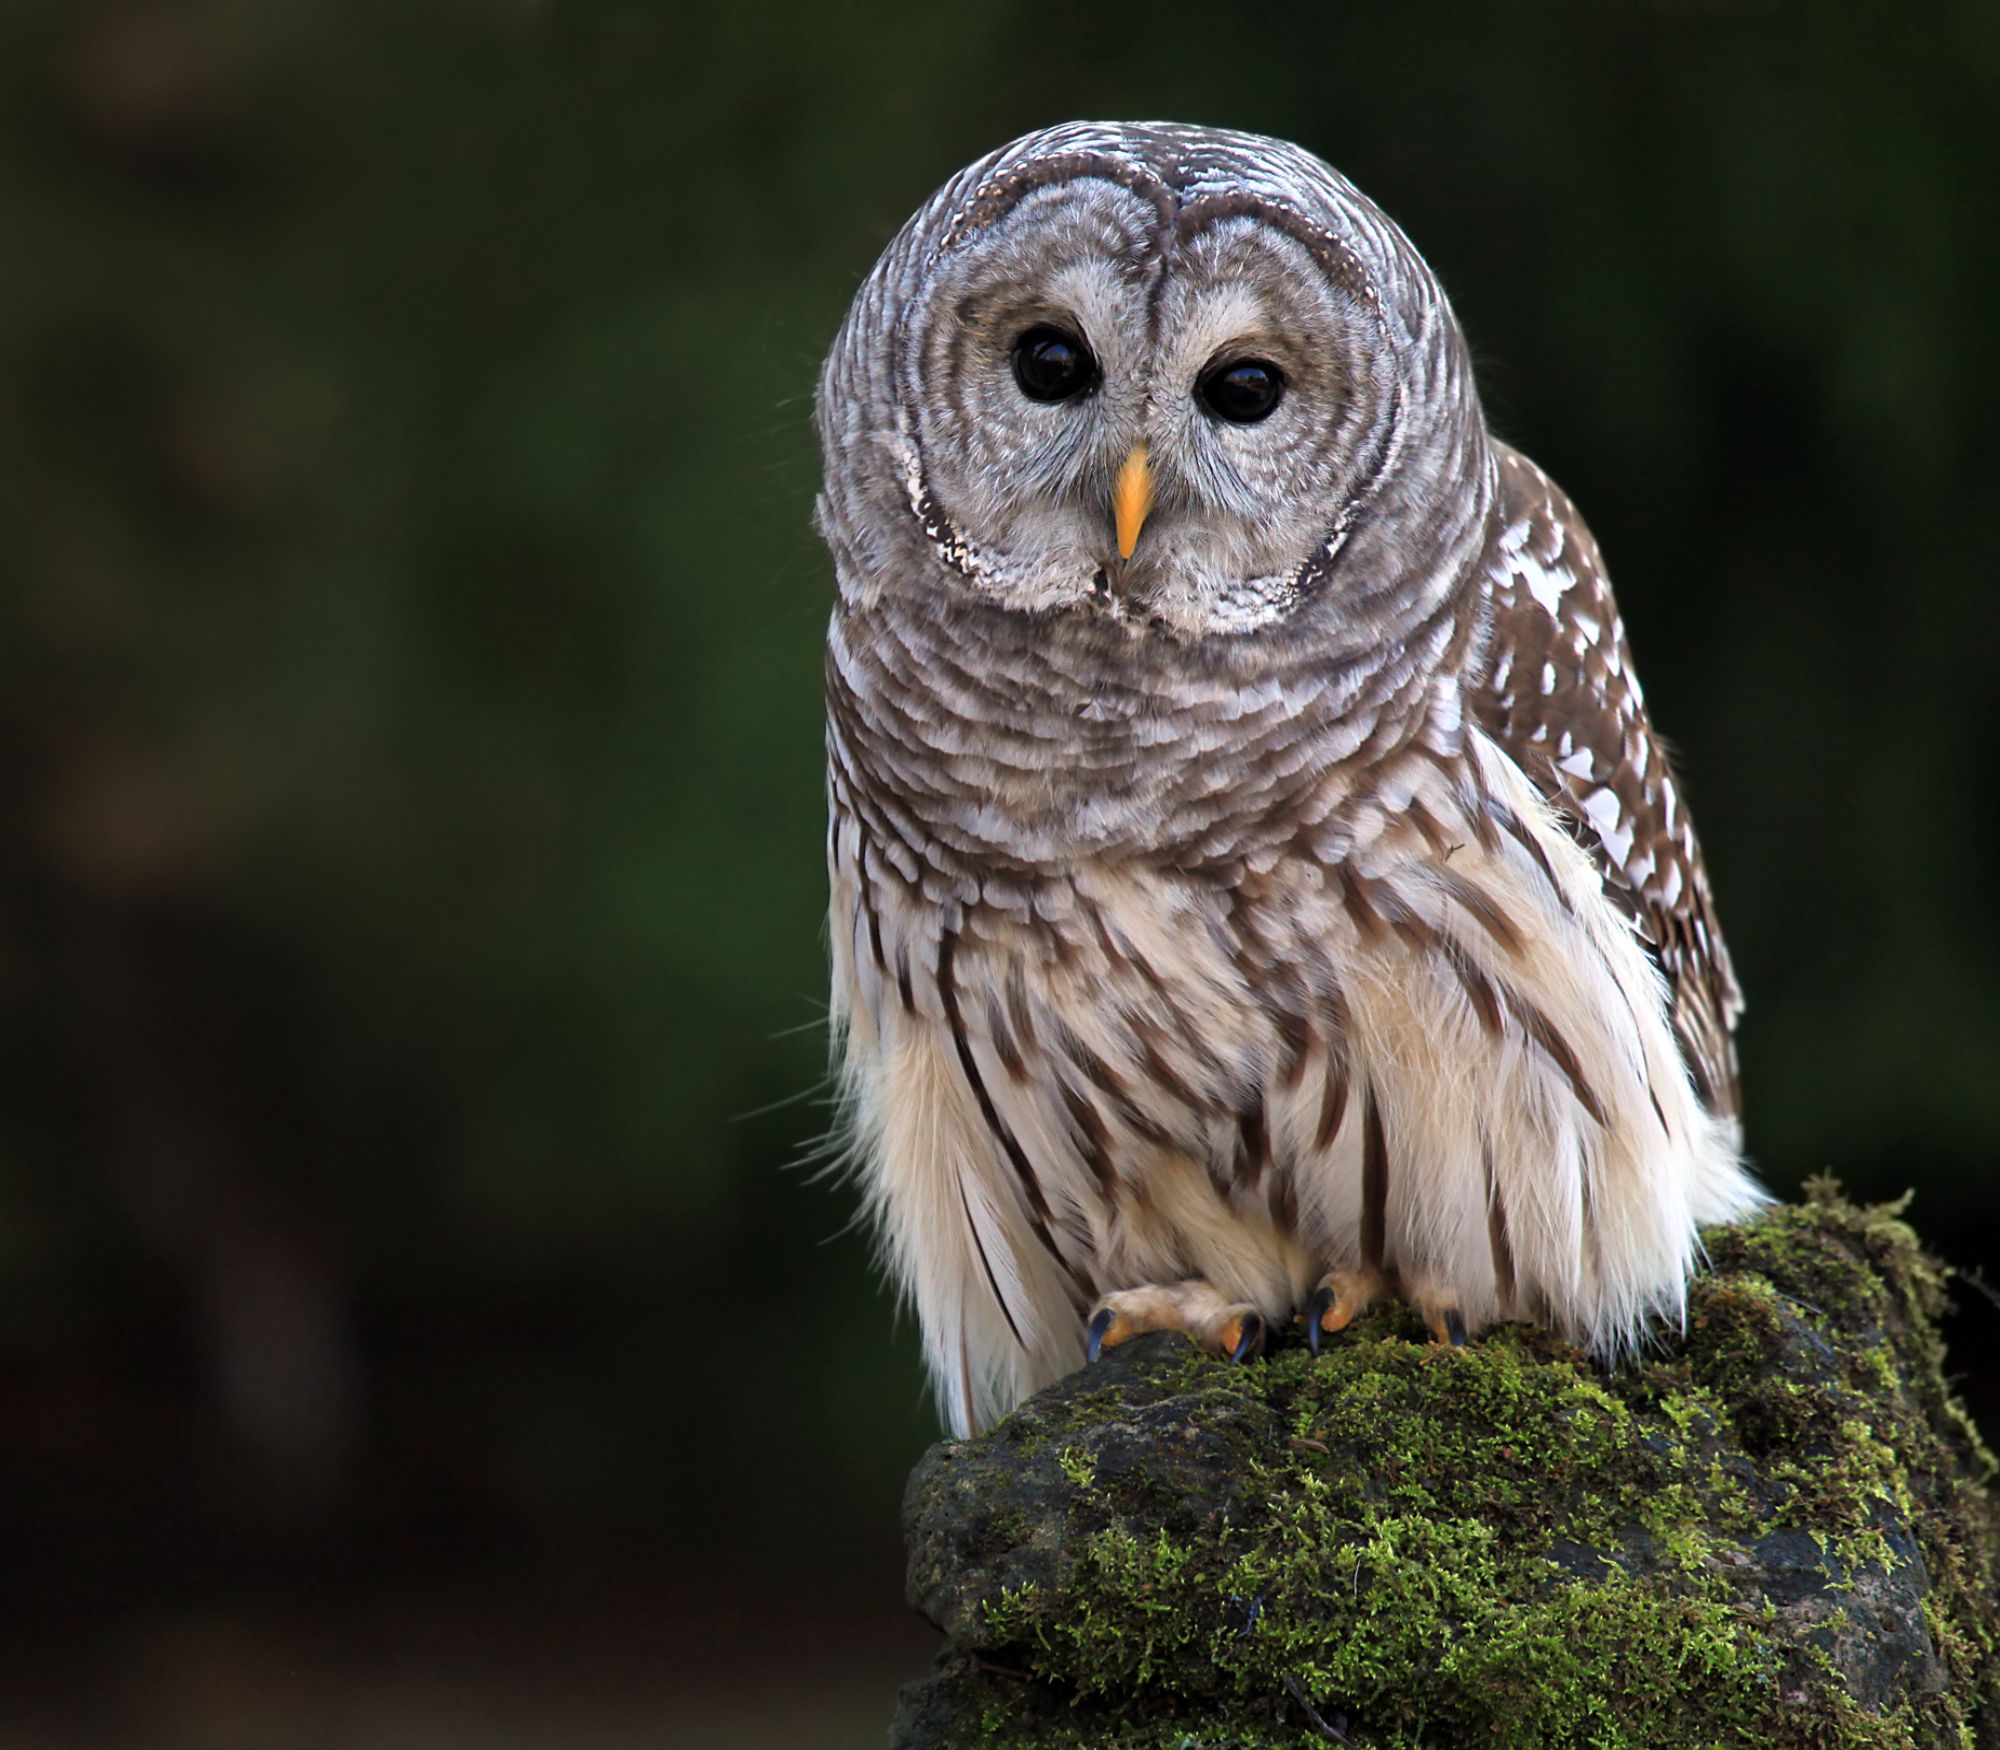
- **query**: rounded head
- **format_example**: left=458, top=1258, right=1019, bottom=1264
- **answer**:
left=817, top=122, right=1496, bottom=651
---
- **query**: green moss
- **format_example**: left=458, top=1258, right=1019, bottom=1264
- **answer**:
left=897, top=1188, right=2000, bottom=1749
left=1056, top=1444, right=1098, bottom=1491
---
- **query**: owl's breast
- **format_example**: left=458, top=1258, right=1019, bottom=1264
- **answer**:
left=824, top=591, right=1430, bottom=880
left=828, top=705, right=1763, bottom=1443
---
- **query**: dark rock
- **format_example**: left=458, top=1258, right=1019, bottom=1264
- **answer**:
left=892, top=1186, right=1999, bottom=1748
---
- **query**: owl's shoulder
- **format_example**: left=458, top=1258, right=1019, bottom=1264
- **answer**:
left=1471, top=443, right=1743, bottom=1121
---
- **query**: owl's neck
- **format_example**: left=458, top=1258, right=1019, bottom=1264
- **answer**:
left=827, top=551, right=1491, bottom=881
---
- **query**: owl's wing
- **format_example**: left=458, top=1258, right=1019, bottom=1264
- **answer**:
left=1471, top=443, right=1743, bottom=1122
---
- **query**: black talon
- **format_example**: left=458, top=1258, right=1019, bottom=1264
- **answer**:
left=1306, top=1285, right=1334, bottom=1358
left=1444, top=1308, right=1469, bottom=1347
left=1086, top=1306, right=1114, bottom=1364
left=1231, top=1312, right=1266, bottom=1365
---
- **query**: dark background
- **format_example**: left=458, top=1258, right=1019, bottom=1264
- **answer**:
left=3, top=2, right=1996, bottom=1744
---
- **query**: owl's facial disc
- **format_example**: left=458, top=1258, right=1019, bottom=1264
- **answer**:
left=897, top=176, right=1157, bottom=614
left=905, top=186, right=1398, bottom=637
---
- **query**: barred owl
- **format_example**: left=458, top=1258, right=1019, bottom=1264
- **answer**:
left=816, top=121, right=1764, bottom=1437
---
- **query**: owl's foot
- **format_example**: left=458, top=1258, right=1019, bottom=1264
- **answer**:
left=1306, top=1266, right=1387, bottom=1355
left=1421, top=1299, right=1472, bottom=1347
left=1309, top=1269, right=1478, bottom=1352
left=1086, top=1280, right=1267, bottom=1366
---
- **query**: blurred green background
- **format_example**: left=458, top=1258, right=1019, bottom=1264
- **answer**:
left=2, top=1, right=1996, bottom=1744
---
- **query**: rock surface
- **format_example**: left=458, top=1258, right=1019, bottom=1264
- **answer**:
left=891, top=1186, right=1998, bottom=1748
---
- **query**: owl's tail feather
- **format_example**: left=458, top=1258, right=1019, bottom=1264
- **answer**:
left=1689, top=1127, right=1770, bottom=1229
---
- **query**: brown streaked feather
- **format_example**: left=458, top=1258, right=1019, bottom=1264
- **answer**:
left=986, top=992, right=1027, bottom=1082
left=1232, top=1100, right=1270, bottom=1191
left=957, top=1173, right=1027, bottom=1351
left=1500, top=986, right=1611, bottom=1130
left=935, top=929, right=1072, bottom=1277
left=1053, top=1070, right=1119, bottom=1196
left=1475, top=444, right=1744, bottom=1120
left=1268, top=1158, right=1300, bottom=1239
left=1482, top=1139, right=1516, bottom=1307
left=1360, top=1083, right=1388, bottom=1274
left=1066, top=1030, right=1176, bottom=1149
left=1314, top=1045, right=1351, bottom=1152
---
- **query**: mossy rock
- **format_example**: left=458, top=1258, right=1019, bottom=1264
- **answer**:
left=892, top=1185, right=1998, bottom=1748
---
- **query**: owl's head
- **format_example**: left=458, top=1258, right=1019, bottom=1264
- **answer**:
left=817, top=122, right=1496, bottom=655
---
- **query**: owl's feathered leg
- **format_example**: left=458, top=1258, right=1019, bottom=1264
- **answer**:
left=1087, top=1280, right=1267, bottom=1365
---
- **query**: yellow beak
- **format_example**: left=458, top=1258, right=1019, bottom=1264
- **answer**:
left=1113, top=444, right=1154, bottom=559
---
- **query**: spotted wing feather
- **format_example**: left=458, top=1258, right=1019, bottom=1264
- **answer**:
left=1474, top=444, right=1743, bottom=1121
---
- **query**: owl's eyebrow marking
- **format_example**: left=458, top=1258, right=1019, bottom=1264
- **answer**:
left=935, top=153, right=1176, bottom=262
left=1173, top=193, right=1381, bottom=312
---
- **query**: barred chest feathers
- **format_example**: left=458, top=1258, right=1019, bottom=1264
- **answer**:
left=829, top=599, right=1746, bottom=1437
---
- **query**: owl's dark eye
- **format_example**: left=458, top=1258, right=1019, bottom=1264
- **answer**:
left=1199, top=358, right=1285, bottom=424
left=1011, top=326, right=1098, bottom=403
